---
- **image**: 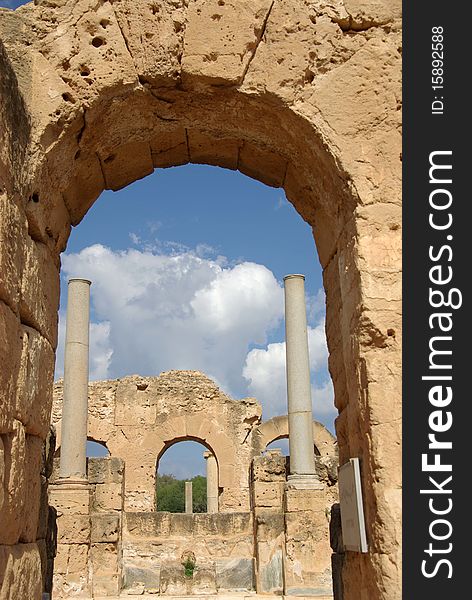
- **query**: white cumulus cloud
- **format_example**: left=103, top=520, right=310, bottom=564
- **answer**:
left=57, top=242, right=336, bottom=431
left=59, top=244, right=284, bottom=393
left=242, top=321, right=336, bottom=430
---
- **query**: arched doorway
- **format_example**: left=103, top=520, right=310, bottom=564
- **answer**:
left=0, top=2, right=402, bottom=598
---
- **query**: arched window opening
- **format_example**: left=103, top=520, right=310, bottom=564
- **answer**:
left=155, top=440, right=214, bottom=514
left=86, top=439, right=109, bottom=458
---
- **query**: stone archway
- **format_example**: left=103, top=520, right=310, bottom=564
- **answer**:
left=0, top=1, right=402, bottom=598
left=254, top=415, right=337, bottom=458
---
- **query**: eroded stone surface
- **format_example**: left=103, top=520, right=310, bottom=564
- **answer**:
left=0, top=0, right=401, bottom=598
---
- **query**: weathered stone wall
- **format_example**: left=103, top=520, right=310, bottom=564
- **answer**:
left=123, top=512, right=255, bottom=595
left=49, top=456, right=125, bottom=598
left=251, top=448, right=337, bottom=597
left=49, top=445, right=337, bottom=598
left=0, top=1, right=401, bottom=598
left=52, top=371, right=263, bottom=512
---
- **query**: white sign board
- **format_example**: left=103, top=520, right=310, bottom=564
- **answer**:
left=338, top=458, right=368, bottom=553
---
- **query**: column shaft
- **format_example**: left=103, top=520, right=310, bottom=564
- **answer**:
left=59, top=278, right=91, bottom=482
left=284, top=275, right=318, bottom=482
left=204, top=452, right=218, bottom=513
left=185, top=481, right=193, bottom=514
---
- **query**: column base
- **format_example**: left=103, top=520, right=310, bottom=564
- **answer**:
left=285, top=474, right=324, bottom=490
left=54, top=477, right=89, bottom=488
left=49, top=478, right=91, bottom=515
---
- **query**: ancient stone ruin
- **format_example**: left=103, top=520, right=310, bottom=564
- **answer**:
left=0, top=0, right=402, bottom=599
left=49, top=371, right=339, bottom=597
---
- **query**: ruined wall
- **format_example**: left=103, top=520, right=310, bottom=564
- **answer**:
left=1, top=1, right=401, bottom=598
left=252, top=449, right=337, bottom=597
left=49, top=456, right=125, bottom=598
left=123, top=512, right=255, bottom=595
left=52, top=371, right=263, bottom=512
left=49, top=446, right=337, bottom=597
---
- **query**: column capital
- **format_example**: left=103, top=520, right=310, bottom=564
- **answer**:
left=68, top=277, right=92, bottom=285
left=283, top=273, right=305, bottom=281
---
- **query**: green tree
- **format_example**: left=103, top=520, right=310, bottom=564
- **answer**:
left=191, top=475, right=207, bottom=513
left=156, top=474, right=207, bottom=513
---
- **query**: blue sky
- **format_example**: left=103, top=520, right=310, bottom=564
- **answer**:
left=0, top=1, right=28, bottom=9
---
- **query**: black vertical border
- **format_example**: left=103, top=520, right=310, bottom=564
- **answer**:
left=403, top=2, right=467, bottom=597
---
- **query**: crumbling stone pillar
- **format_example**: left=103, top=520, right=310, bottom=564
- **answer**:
left=203, top=451, right=218, bottom=513
left=283, top=275, right=321, bottom=489
left=59, top=278, right=91, bottom=483
left=185, top=481, right=193, bottom=514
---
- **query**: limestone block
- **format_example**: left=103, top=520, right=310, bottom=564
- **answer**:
left=285, top=487, right=327, bottom=514
left=53, top=543, right=90, bottom=595
left=255, top=512, right=285, bottom=543
left=20, top=435, right=43, bottom=543
left=69, top=544, right=89, bottom=575
left=150, top=127, right=189, bottom=168
left=25, top=161, right=71, bottom=252
left=56, top=515, right=90, bottom=544
left=93, top=482, right=123, bottom=512
left=91, top=574, right=120, bottom=597
left=216, top=557, right=254, bottom=591
left=188, top=130, right=240, bottom=170
left=91, top=513, right=120, bottom=543
left=19, top=236, right=60, bottom=349
left=114, top=379, right=157, bottom=426
left=28, top=0, right=137, bottom=104
left=0, top=420, right=26, bottom=545
left=343, top=0, right=402, bottom=26
left=182, top=0, right=274, bottom=85
left=110, top=0, right=182, bottom=86
left=257, top=549, right=283, bottom=594
left=122, top=564, right=161, bottom=594
left=99, top=141, right=154, bottom=191
left=239, top=143, right=287, bottom=188
left=49, top=485, right=91, bottom=515
left=253, top=481, right=284, bottom=509
left=0, top=542, right=42, bottom=600
left=62, top=152, right=105, bottom=226
left=0, top=302, right=22, bottom=434
left=160, top=563, right=216, bottom=596
left=88, top=457, right=124, bottom=485
left=159, top=565, right=187, bottom=596
left=91, top=543, right=119, bottom=576
left=252, top=450, right=287, bottom=482
left=191, top=565, right=217, bottom=595
left=53, top=544, right=70, bottom=575
left=0, top=193, right=26, bottom=310
left=16, top=325, right=55, bottom=438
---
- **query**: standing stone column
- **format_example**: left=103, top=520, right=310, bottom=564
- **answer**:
left=185, top=481, right=193, bottom=514
left=203, top=451, right=218, bottom=513
left=59, top=278, right=92, bottom=483
left=284, top=274, right=322, bottom=489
